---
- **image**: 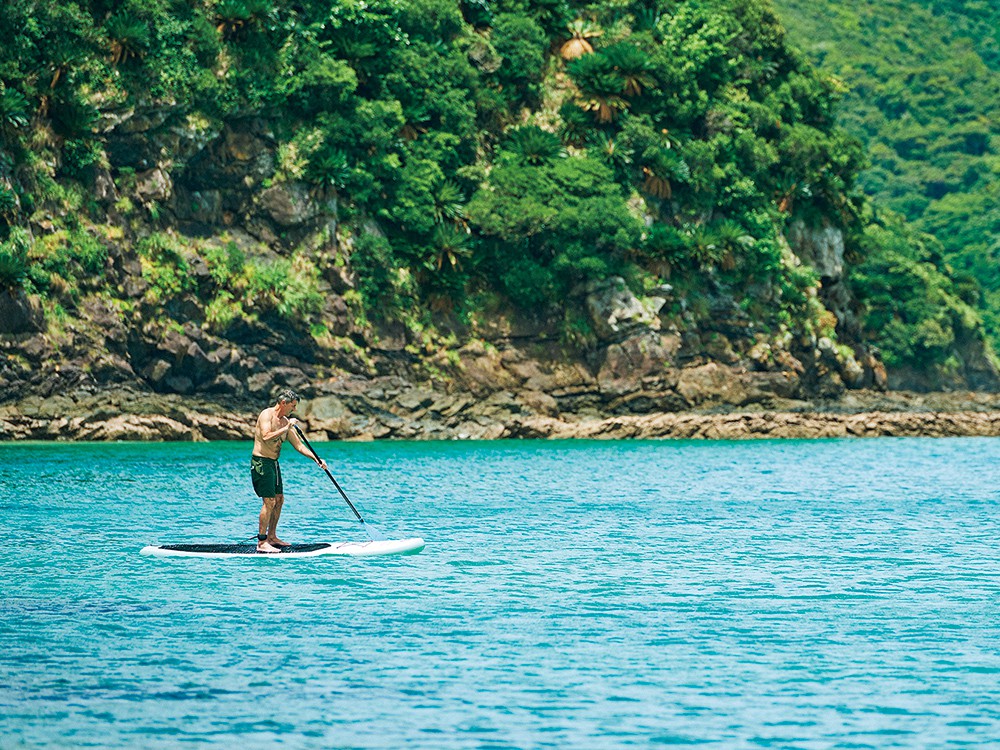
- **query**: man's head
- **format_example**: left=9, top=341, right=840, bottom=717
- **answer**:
left=275, top=388, right=299, bottom=416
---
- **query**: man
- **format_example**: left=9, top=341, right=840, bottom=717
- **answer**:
left=250, top=388, right=327, bottom=553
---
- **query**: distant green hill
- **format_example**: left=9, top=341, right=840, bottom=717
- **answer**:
left=773, top=0, right=1000, bottom=350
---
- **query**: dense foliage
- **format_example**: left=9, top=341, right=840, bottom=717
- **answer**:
left=774, top=0, right=1000, bottom=354
left=0, top=0, right=993, bottom=381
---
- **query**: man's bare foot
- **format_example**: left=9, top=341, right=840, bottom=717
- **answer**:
left=257, top=541, right=281, bottom=553
left=269, top=537, right=291, bottom=548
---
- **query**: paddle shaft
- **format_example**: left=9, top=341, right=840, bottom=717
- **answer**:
left=292, top=424, right=366, bottom=525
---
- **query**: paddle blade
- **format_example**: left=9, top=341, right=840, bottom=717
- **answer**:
left=362, top=521, right=386, bottom=541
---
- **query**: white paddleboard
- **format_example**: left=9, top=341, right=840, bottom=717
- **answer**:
left=140, top=538, right=425, bottom=559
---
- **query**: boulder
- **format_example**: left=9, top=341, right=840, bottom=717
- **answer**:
left=676, top=362, right=749, bottom=406
left=585, top=277, right=663, bottom=341
left=597, top=332, right=680, bottom=388
left=115, top=108, right=170, bottom=134
left=787, top=219, right=844, bottom=280
left=135, top=167, right=172, bottom=203
left=169, top=115, right=222, bottom=162
left=517, top=389, right=559, bottom=416
left=246, top=371, right=273, bottom=396
left=257, top=182, right=318, bottom=226
left=703, top=332, right=739, bottom=364
left=457, top=346, right=523, bottom=395
left=93, top=168, right=119, bottom=204
left=302, top=395, right=350, bottom=422
left=81, top=414, right=198, bottom=441
left=397, top=388, right=435, bottom=412
left=192, top=413, right=247, bottom=440
left=321, top=294, right=352, bottom=337
left=840, top=352, right=866, bottom=389
left=163, top=374, right=194, bottom=394
left=204, top=373, right=243, bottom=395
left=143, top=359, right=172, bottom=385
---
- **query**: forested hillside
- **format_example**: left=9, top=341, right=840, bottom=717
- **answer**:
left=773, top=0, right=1000, bottom=352
left=0, top=0, right=996, bottom=415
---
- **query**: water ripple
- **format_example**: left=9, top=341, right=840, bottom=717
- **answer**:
left=3, top=438, right=1000, bottom=746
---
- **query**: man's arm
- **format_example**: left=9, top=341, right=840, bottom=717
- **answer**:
left=259, top=409, right=292, bottom=442
left=288, top=425, right=327, bottom=469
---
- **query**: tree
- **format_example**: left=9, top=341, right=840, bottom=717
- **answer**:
left=468, top=155, right=642, bottom=307
left=560, top=18, right=602, bottom=60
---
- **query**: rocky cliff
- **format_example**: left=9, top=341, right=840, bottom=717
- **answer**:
left=2, top=110, right=999, bottom=440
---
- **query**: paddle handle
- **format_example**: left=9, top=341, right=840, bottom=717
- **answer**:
left=293, top=424, right=365, bottom=524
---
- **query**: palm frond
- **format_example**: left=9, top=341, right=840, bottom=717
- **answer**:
left=603, top=42, right=657, bottom=97
left=505, top=125, right=566, bottom=166
left=560, top=19, right=602, bottom=60
left=432, top=180, right=466, bottom=225
left=105, top=12, right=150, bottom=65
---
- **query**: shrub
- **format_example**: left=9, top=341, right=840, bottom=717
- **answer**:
left=203, top=242, right=246, bottom=286
left=60, top=139, right=104, bottom=179
left=205, top=291, right=243, bottom=332
left=137, top=233, right=195, bottom=300
left=849, top=217, right=980, bottom=368
left=244, top=255, right=324, bottom=321
left=351, top=232, right=405, bottom=316
left=0, top=227, right=31, bottom=289
left=468, top=155, right=642, bottom=308
left=489, top=13, right=547, bottom=108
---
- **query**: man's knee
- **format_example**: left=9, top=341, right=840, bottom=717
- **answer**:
left=262, top=496, right=278, bottom=509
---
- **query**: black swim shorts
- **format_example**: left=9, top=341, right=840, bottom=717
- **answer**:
left=250, top=455, right=283, bottom=497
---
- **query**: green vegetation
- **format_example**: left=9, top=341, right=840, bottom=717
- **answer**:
left=136, top=233, right=325, bottom=332
left=773, top=0, right=1000, bottom=353
left=0, top=0, right=994, bottom=383
left=850, top=213, right=982, bottom=374
left=0, top=227, right=31, bottom=289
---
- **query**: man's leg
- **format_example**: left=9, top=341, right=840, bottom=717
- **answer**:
left=268, top=494, right=290, bottom=547
left=257, top=497, right=280, bottom=553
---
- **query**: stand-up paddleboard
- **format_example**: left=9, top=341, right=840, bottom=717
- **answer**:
left=141, top=537, right=425, bottom=559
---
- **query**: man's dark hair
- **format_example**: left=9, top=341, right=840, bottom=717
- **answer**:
left=277, top=388, right=299, bottom=404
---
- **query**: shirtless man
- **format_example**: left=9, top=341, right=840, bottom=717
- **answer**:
left=250, top=389, right=326, bottom=553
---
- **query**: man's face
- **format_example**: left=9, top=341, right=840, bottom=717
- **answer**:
left=278, top=400, right=298, bottom=417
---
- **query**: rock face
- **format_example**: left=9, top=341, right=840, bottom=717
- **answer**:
left=1, top=101, right=997, bottom=440
left=585, top=277, right=663, bottom=341
left=0, top=390, right=249, bottom=441
left=2, top=220, right=998, bottom=441
left=0, top=290, right=44, bottom=334
left=257, top=182, right=320, bottom=227
left=506, top=409, right=1000, bottom=440
left=787, top=219, right=844, bottom=280
left=3, top=379, right=999, bottom=441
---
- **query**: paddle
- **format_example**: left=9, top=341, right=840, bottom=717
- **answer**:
left=292, top=424, right=386, bottom=541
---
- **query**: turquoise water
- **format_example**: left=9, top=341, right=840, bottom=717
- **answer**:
left=3, top=437, right=1000, bottom=748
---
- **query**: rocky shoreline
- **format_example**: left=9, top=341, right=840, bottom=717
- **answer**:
left=3, top=385, right=1000, bottom=442
left=5, top=272, right=1000, bottom=443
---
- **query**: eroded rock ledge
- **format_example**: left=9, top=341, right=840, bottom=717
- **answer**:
left=506, top=410, right=1000, bottom=440
left=2, top=386, right=999, bottom=442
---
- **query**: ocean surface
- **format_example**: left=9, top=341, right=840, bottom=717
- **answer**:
left=3, top=437, right=1000, bottom=748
